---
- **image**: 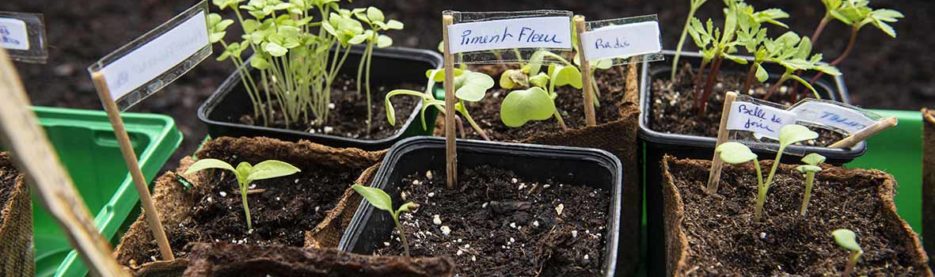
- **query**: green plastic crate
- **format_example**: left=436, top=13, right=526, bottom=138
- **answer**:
left=25, top=107, right=182, bottom=277
left=846, top=109, right=923, bottom=234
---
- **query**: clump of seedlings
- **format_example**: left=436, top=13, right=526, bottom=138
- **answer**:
left=832, top=228, right=863, bottom=276
left=384, top=68, right=495, bottom=140
left=715, top=124, right=818, bottom=220
left=185, top=158, right=301, bottom=231
left=207, top=0, right=403, bottom=134
left=352, top=184, right=419, bottom=256
left=796, top=153, right=825, bottom=216
left=499, top=50, right=584, bottom=130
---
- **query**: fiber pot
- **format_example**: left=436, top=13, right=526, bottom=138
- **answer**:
left=181, top=242, right=454, bottom=277
left=924, top=108, right=935, bottom=267
left=339, top=137, right=622, bottom=276
left=662, top=156, right=930, bottom=276
left=198, top=46, right=442, bottom=151
left=113, top=137, right=383, bottom=274
left=0, top=152, right=33, bottom=277
left=642, top=50, right=863, bottom=275
left=432, top=61, right=642, bottom=275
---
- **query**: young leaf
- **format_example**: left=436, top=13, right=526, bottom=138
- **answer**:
left=352, top=184, right=394, bottom=212
left=397, top=202, right=419, bottom=213
left=778, top=124, right=819, bottom=148
left=366, top=7, right=385, bottom=23
left=796, top=164, right=823, bottom=173
left=550, top=65, right=583, bottom=89
left=832, top=229, right=862, bottom=252
left=186, top=158, right=237, bottom=175
left=802, top=153, right=827, bottom=166
left=716, top=142, right=757, bottom=164
left=248, top=160, right=302, bottom=181
left=500, top=87, right=557, bottom=127
left=455, top=72, right=494, bottom=102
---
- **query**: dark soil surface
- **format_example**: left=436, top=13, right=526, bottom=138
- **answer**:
left=668, top=158, right=926, bottom=275
left=458, top=65, right=627, bottom=141
left=0, top=153, right=17, bottom=223
left=651, top=64, right=845, bottom=146
left=184, top=242, right=455, bottom=277
left=160, top=155, right=356, bottom=258
left=235, top=76, right=421, bottom=140
left=374, top=166, right=611, bottom=276
left=1, top=0, right=930, bottom=173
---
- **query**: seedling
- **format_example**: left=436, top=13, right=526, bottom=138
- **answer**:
left=350, top=7, right=404, bottom=135
left=716, top=124, right=818, bottom=220
left=352, top=184, right=419, bottom=256
left=760, top=33, right=841, bottom=100
left=796, top=153, right=825, bottom=216
left=499, top=50, right=583, bottom=130
left=209, top=0, right=402, bottom=130
left=671, top=0, right=708, bottom=80
left=185, top=158, right=300, bottom=230
left=832, top=228, right=863, bottom=276
left=385, top=69, right=495, bottom=140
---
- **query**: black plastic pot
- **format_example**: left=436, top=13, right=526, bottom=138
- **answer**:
left=641, top=50, right=864, bottom=276
left=338, top=137, right=623, bottom=276
left=197, top=46, right=442, bottom=151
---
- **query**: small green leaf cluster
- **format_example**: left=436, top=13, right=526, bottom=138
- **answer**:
left=185, top=158, right=301, bottom=230
left=207, top=0, right=403, bottom=131
left=820, top=0, right=903, bottom=38
left=384, top=68, right=495, bottom=140
left=715, top=124, right=819, bottom=221
left=499, top=50, right=584, bottom=130
left=352, top=184, right=418, bottom=256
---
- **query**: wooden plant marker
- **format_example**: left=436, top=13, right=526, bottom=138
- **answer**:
left=706, top=91, right=738, bottom=193
left=0, top=49, right=129, bottom=277
left=442, top=14, right=458, bottom=188
left=829, top=116, right=898, bottom=148
left=573, top=15, right=597, bottom=127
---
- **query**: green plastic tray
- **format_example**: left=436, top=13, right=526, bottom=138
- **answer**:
left=25, top=107, right=182, bottom=277
left=846, top=109, right=923, bottom=234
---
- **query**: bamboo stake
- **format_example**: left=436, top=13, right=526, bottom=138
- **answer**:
left=706, top=91, right=738, bottom=193
left=829, top=116, right=898, bottom=148
left=0, top=48, right=129, bottom=277
left=573, top=15, right=597, bottom=127
left=442, top=14, right=457, bottom=188
left=90, top=72, right=175, bottom=261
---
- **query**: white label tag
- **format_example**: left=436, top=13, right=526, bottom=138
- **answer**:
left=790, top=101, right=876, bottom=134
left=0, top=18, right=29, bottom=50
left=580, top=21, right=661, bottom=61
left=727, top=101, right=797, bottom=139
left=447, top=16, right=572, bottom=54
left=99, top=11, right=209, bottom=101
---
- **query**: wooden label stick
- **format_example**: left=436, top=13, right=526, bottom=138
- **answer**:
left=90, top=72, right=175, bottom=261
left=573, top=15, right=597, bottom=127
left=706, top=91, right=738, bottom=193
left=829, top=116, right=898, bottom=148
left=0, top=49, right=129, bottom=277
left=442, top=14, right=457, bottom=188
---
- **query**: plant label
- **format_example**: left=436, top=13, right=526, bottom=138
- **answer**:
left=88, top=1, right=210, bottom=110
left=446, top=16, right=572, bottom=54
left=790, top=101, right=877, bottom=134
left=580, top=21, right=661, bottom=61
left=727, top=100, right=796, bottom=139
left=0, top=12, right=47, bottom=63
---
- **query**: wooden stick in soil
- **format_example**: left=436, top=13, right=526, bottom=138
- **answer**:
left=829, top=116, right=898, bottom=148
left=706, top=91, right=738, bottom=194
left=91, top=72, right=175, bottom=261
left=442, top=14, right=457, bottom=188
left=573, top=15, right=597, bottom=127
left=0, top=49, right=129, bottom=277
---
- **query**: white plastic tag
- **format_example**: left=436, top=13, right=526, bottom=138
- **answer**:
left=447, top=16, right=572, bottom=54
left=0, top=18, right=28, bottom=50
left=790, top=100, right=879, bottom=134
left=580, top=21, right=661, bottom=61
left=727, top=100, right=797, bottom=139
left=0, top=12, right=47, bottom=63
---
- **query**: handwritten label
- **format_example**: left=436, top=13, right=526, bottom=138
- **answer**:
left=0, top=18, right=29, bottom=50
left=790, top=101, right=876, bottom=134
left=727, top=101, right=797, bottom=139
left=580, top=21, right=661, bottom=61
left=97, top=10, right=209, bottom=101
left=447, top=16, right=572, bottom=54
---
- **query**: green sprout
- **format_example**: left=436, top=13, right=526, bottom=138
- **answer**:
left=185, top=158, right=300, bottom=230
left=499, top=50, right=583, bottom=130
left=832, top=228, right=863, bottom=276
left=208, top=0, right=402, bottom=131
left=385, top=69, right=495, bottom=140
left=760, top=32, right=841, bottom=100
left=671, top=0, right=708, bottom=80
left=716, top=124, right=818, bottom=221
left=796, top=153, right=825, bottom=216
left=349, top=7, right=404, bottom=136
left=352, top=184, right=419, bottom=257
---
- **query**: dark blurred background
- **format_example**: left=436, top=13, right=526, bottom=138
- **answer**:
left=1, top=0, right=931, bottom=169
